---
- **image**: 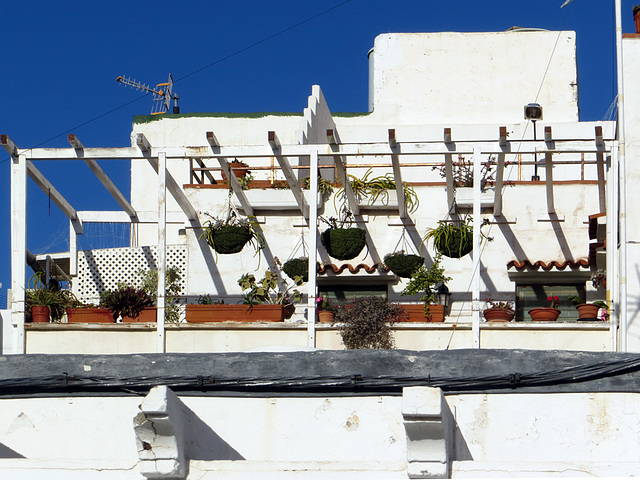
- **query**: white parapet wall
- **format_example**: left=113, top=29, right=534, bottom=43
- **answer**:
left=1, top=387, right=640, bottom=478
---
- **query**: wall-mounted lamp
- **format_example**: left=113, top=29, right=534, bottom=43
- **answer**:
left=435, top=283, right=452, bottom=314
left=525, top=103, right=543, bottom=181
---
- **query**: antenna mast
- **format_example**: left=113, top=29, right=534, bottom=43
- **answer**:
left=116, top=74, right=180, bottom=115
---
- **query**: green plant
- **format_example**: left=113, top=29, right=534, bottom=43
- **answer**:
left=634, top=4, right=640, bottom=15
left=100, top=286, right=153, bottom=321
left=424, top=217, right=490, bottom=259
left=237, top=171, right=254, bottom=190
left=335, top=168, right=418, bottom=214
left=568, top=295, right=583, bottom=307
left=282, top=257, right=319, bottom=283
left=198, top=294, right=223, bottom=305
left=24, top=273, right=76, bottom=322
left=401, top=254, right=451, bottom=317
left=138, top=267, right=183, bottom=323
left=302, top=176, right=334, bottom=195
left=432, top=155, right=497, bottom=189
left=200, top=212, right=265, bottom=255
left=335, top=296, right=406, bottom=349
left=593, top=300, right=608, bottom=310
left=320, top=214, right=367, bottom=261
left=383, top=251, right=424, bottom=278
left=238, top=263, right=303, bottom=306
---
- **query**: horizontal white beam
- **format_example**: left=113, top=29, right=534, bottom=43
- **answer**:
left=77, top=210, right=186, bottom=223
left=19, top=140, right=613, bottom=161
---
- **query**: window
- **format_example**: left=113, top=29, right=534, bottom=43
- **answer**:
left=318, top=284, right=387, bottom=306
left=516, top=283, right=586, bottom=322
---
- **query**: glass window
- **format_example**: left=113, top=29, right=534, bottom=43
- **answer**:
left=318, top=284, right=387, bottom=306
left=515, top=283, right=586, bottom=322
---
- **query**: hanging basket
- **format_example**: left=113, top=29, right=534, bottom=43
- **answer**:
left=320, top=227, right=367, bottom=261
left=209, top=225, right=252, bottom=254
left=283, top=257, right=318, bottom=283
left=383, top=253, right=424, bottom=278
left=433, top=227, right=473, bottom=258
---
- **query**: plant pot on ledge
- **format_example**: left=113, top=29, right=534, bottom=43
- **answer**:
left=483, top=308, right=515, bottom=322
left=186, top=304, right=285, bottom=323
left=576, top=303, right=600, bottom=321
left=318, top=310, right=335, bottom=323
left=528, top=307, right=561, bottom=322
left=400, top=304, right=445, bottom=323
left=122, top=307, right=157, bottom=323
left=66, top=307, right=115, bottom=323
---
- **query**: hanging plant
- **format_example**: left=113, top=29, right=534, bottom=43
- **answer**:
left=282, top=257, right=321, bottom=283
left=424, top=217, right=490, bottom=259
left=200, top=212, right=265, bottom=255
left=383, top=251, right=424, bottom=278
left=320, top=214, right=367, bottom=261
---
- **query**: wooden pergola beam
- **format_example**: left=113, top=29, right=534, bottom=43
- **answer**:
left=270, top=131, right=310, bottom=220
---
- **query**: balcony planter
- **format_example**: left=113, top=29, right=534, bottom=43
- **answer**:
left=528, top=307, right=561, bottom=322
left=399, top=304, right=445, bottom=323
left=201, top=215, right=265, bottom=256
left=454, top=187, right=495, bottom=210
left=66, top=307, right=115, bottom=323
left=483, top=307, right=515, bottom=322
left=31, top=305, right=50, bottom=323
left=185, top=304, right=285, bottom=323
left=320, top=227, right=367, bottom=261
left=122, top=307, right=157, bottom=323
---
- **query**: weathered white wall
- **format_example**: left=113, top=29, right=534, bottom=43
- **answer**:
left=622, top=36, right=640, bottom=351
left=369, top=31, right=579, bottom=124
left=1, top=391, right=639, bottom=478
left=0, top=309, right=13, bottom=354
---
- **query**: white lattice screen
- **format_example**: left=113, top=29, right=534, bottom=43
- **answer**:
left=75, top=246, right=187, bottom=302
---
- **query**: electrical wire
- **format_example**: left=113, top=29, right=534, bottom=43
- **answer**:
left=2, top=355, right=640, bottom=397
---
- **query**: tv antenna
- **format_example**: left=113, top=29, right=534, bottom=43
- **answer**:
left=116, top=74, right=180, bottom=115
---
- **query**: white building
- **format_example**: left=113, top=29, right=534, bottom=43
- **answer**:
left=1, top=27, right=640, bottom=478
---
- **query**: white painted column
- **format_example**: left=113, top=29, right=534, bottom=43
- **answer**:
left=471, top=147, right=481, bottom=348
left=307, top=150, right=319, bottom=348
left=69, top=219, right=78, bottom=277
left=608, top=147, right=619, bottom=351
left=11, top=153, right=27, bottom=354
left=157, top=152, right=167, bottom=353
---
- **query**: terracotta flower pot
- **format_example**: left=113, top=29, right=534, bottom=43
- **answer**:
left=483, top=308, right=515, bottom=322
left=122, top=307, right=157, bottom=323
left=318, top=310, right=335, bottom=323
left=66, top=307, right=115, bottom=323
left=576, top=303, right=599, bottom=321
left=528, top=307, right=561, bottom=322
left=399, top=304, right=445, bottom=322
left=185, top=304, right=284, bottom=323
left=31, top=305, right=50, bottom=323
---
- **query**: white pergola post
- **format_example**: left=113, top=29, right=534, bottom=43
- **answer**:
left=157, top=151, right=167, bottom=353
left=11, top=153, right=27, bottom=354
left=472, top=147, right=482, bottom=348
left=307, top=150, right=319, bottom=348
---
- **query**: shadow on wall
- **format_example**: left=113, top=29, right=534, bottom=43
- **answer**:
left=0, top=442, right=25, bottom=459
left=184, top=402, right=245, bottom=461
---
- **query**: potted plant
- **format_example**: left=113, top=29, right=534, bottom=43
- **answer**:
left=66, top=302, right=115, bottom=323
left=186, top=265, right=303, bottom=323
left=528, top=295, right=561, bottom=321
left=24, top=274, right=76, bottom=323
left=100, top=286, right=154, bottom=322
left=400, top=254, right=451, bottom=321
left=320, top=214, right=367, bottom=261
left=424, top=217, right=489, bottom=259
left=315, top=296, right=339, bottom=323
left=335, top=296, right=407, bottom=349
left=200, top=211, right=265, bottom=255
left=25, top=287, right=74, bottom=323
left=483, top=299, right=515, bottom=322
left=383, top=251, right=424, bottom=278
left=568, top=296, right=608, bottom=321
left=221, top=159, right=251, bottom=181
left=336, top=168, right=419, bottom=212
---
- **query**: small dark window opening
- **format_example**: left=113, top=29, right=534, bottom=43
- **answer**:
left=318, top=284, right=387, bottom=306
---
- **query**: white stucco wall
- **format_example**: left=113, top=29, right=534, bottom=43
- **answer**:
left=369, top=31, right=579, bottom=124
left=1, top=391, right=639, bottom=478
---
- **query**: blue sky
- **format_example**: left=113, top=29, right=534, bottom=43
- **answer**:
left=0, top=0, right=635, bottom=307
